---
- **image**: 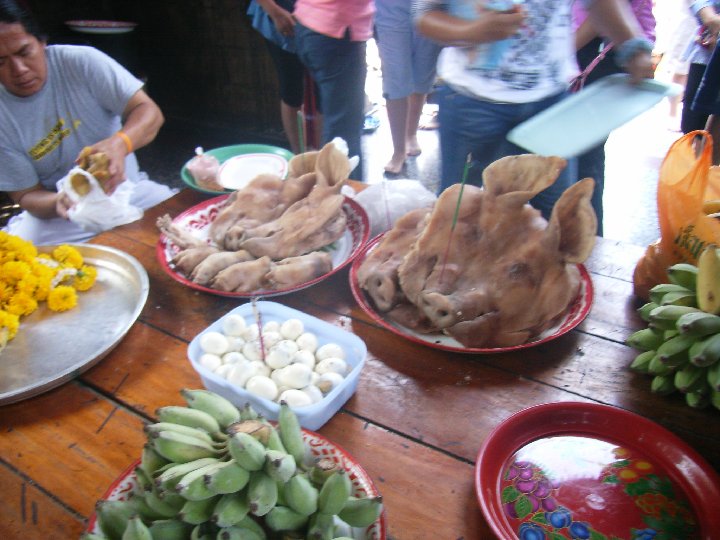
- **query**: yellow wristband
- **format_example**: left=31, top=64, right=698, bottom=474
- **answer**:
left=116, top=130, right=133, bottom=154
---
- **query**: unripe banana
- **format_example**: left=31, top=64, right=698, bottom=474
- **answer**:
left=130, top=492, right=171, bottom=521
left=278, top=401, right=306, bottom=465
left=626, top=327, right=664, bottom=350
left=146, top=519, right=192, bottom=540
left=650, top=374, right=676, bottom=395
left=637, top=302, right=659, bottom=322
left=649, top=283, right=694, bottom=305
left=648, top=353, right=673, bottom=376
left=156, top=405, right=222, bottom=434
left=264, top=505, right=309, bottom=532
left=181, top=388, right=241, bottom=429
left=240, top=402, right=260, bottom=421
left=154, top=457, right=222, bottom=491
left=663, top=329, right=679, bottom=341
left=676, top=311, right=720, bottom=337
left=212, top=491, right=250, bottom=527
left=264, top=449, right=297, bottom=484
left=674, top=364, right=708, bottom=394
left=308, top=458, right=341, bottom=487
left=232, top=514, right=268, bottom=539
left=696, top=245, right=720, bottom=314
left=667, top=262, right=699, bottom=291
left=657, top=334, right=695, bottom=369
left=283, top=474, right=319, bottom=516
left=228, top=432, right=267, bottom=471
left=143, top=488, right=184, bottom=518
left=95, top=499, right=136, bottom=539
left=266, top=425, right=287, bottom=454
left=145, top=422, right=217, bottom=446
left=121, top=515, right=152, bottom=540
left=630, top=350, right=656, bottom=374
left=707, top=360, right=720, bottom=391
left=660, top=290, right=697, bottom=307
left=247, top=471, right=278, bottom=516
left=178, top=495, right=220, bottom=525
left=150, top=430, right=222, bottom=463
left=648, top=305, right=701, bottom=331
left=140, top=445, right=170, bottom=478
left=190, top=523, right=216, bottom=540
left=317, top=469, right=351, bottom=515
left=217, top=526, right=264, bottom=540
left=306, top=512, right=335, bottom=540
left=133, top=466, right=154, bottom=494
left=337, top=495, right=384, bottom=528
left=688, top=332, right=720, bottom=367
left=176, top=461, right=229, bottom=501
left=205, top=459, right=251, bottom=494
left=685, top=389, right=711, bottom=409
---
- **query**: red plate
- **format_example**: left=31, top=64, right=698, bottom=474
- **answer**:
left=349, top=235, right=593, bottom=354
left=157, top=194, right=369, bottom=298
left=475, top=402, right=720, bottom=539
left=87, top=429, right=386, bottom=539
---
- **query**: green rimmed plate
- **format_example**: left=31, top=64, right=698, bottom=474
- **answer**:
left=180, top=144, right=295, bottom=195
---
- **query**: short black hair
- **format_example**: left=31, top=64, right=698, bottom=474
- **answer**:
left=0, top=0, right=46, bottom=41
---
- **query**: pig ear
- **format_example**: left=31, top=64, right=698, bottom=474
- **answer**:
left=483, top=155, right=567, bottom=198
left=546, top=177, right=597, bottom=263
left=288, top=150, right=319, bottom=178
left=315, top=141, right=351, bottom=189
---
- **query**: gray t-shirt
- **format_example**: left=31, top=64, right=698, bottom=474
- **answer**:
left=0, top=45, right=143, bottom=193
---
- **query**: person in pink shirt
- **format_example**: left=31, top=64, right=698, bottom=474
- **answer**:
left=294, top=0, right=375, bottom=180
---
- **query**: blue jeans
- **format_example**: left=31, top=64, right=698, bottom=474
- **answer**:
left=577, top=142, right=605, bottom=236
left=295, top=24, right=367, bottom=181
left=437, top=85, right=577, bottom=220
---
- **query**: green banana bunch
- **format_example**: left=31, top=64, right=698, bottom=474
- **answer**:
left=649, top=283, right=696, bottom=305
left=667, top=262, right=699, bottom=290
left=676, top=311, right=720, bottom=338
left=87, top=389, right=384, bottom=540
left=648, top=305, right=701, bottom=331
left=181, top=388, right=241, bottom=430
left=688, top=332, right=720, bottom=367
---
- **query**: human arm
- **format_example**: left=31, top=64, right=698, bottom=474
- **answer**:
left=693, top=2, right=720, bottom=49
left=256, top=0, right=296, bottom=36
left=584, top=0, right=655, bottom=83
left=81, top=89, right=164, bottom=193
left=575, top=18, right=599, bottom=51
left=415, top=0, right=526, bottom=46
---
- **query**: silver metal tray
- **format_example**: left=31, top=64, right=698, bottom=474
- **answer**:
left=0, top=244, right=149, bottom=405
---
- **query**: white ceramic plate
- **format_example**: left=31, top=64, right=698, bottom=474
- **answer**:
left=218, top=153, right=290, bottom=190
left=65, top=20, right=137, bottom=34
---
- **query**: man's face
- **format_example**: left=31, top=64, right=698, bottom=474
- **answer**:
left=0, top=22, right=47, bottom=97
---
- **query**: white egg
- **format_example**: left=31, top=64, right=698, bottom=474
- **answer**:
left=261, top=330, right=282, bottom=349
left=198, top=353, right=222, bottom=371
left=200, top=331, right=229, bottom=355
left=225, top=336, right=247, bottom=352
left=280, top=318, right=305, bottom=340
left=310, top=371, right=320, bottom=386
left=222, top=314, right=247, bottom=336
left=271, top=367, right=287, bottom=385
left=316, top=372, right=345, bottom=394
left=316, top=343, right=345, bottom=361
left=222, top=351, right=246, bottom=365
left=265, top=348, right=293, bottom=370
left=315, top=357, right=348, bottom=376
left=278, top=362, right=314, bottom=389
left=275, top=385, right=292, bottom=399
left=242, top=341, right=262, bottom=362
left=246, top=375, right=278, bottom=401
left=263, top=320, right=281, bottom=333
left=301, top=384, right=324, bottom=404
left=250, top=360, right=271, bottom=378
left=226, top=362, right=259, bottom=388
left=295, top=332, right=318, bottom=353
left=278, top=389, right=313, bottom=408
left=243, top=323, right=260, bottom=341
left=292, top=349, right=316, bottom=370
left=214, top=363, right=235, bottom=379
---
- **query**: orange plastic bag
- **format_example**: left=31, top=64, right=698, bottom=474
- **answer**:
left=633, top=131, right=720, bottom=299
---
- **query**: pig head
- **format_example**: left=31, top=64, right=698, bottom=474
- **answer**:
left=395, top=155, right=596, bottom=348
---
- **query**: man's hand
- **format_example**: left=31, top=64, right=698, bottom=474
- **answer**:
left=624, top=50, right=655, bottom=85
left=55, top=191, right=74, bottom=219
left=76, top=135, right=127, bottom=194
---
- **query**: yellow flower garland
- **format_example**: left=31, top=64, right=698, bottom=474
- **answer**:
left=0, top=232, right=97, bottom=352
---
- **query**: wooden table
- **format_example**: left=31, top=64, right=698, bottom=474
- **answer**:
left=2, top=189, right=719, bottom=540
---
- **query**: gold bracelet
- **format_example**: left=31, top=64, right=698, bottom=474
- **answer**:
left=116, top=130, right=133, bottom=154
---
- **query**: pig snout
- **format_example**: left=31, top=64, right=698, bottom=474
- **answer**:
left=366, top=271, right=400, bottom=312
left=419, top=289, right=489, bottom=329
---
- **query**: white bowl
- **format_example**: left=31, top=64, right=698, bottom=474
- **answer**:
left=188, top=301, right=367, bottom=430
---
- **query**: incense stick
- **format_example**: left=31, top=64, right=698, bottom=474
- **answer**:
left=438, top=154, right=472, bottom=285
left=251, top=297, right=266, bottom=362
left=297, top=110, right=306, bottom=155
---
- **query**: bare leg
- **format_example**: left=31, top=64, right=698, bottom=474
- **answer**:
left=669, top=72, right=687, bottom=120
left=385, top=97, right=409, bottom=174
left=406, top=93, right=426, bottom=156
left=281, top=101, right=302, bottom=154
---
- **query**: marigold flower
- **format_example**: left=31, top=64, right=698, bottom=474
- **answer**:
left=5, top=291, right=38, bottom=317
left=52, top=245, right=84, bottom=269
left=47, top=285, right=78, bottom=312
left=0, top=310, right=19, bottom=340
left=74, top=265, right=98, bottom=291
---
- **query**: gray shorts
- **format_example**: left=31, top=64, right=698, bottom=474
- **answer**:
left=375, top=0, right=441, bottom=100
